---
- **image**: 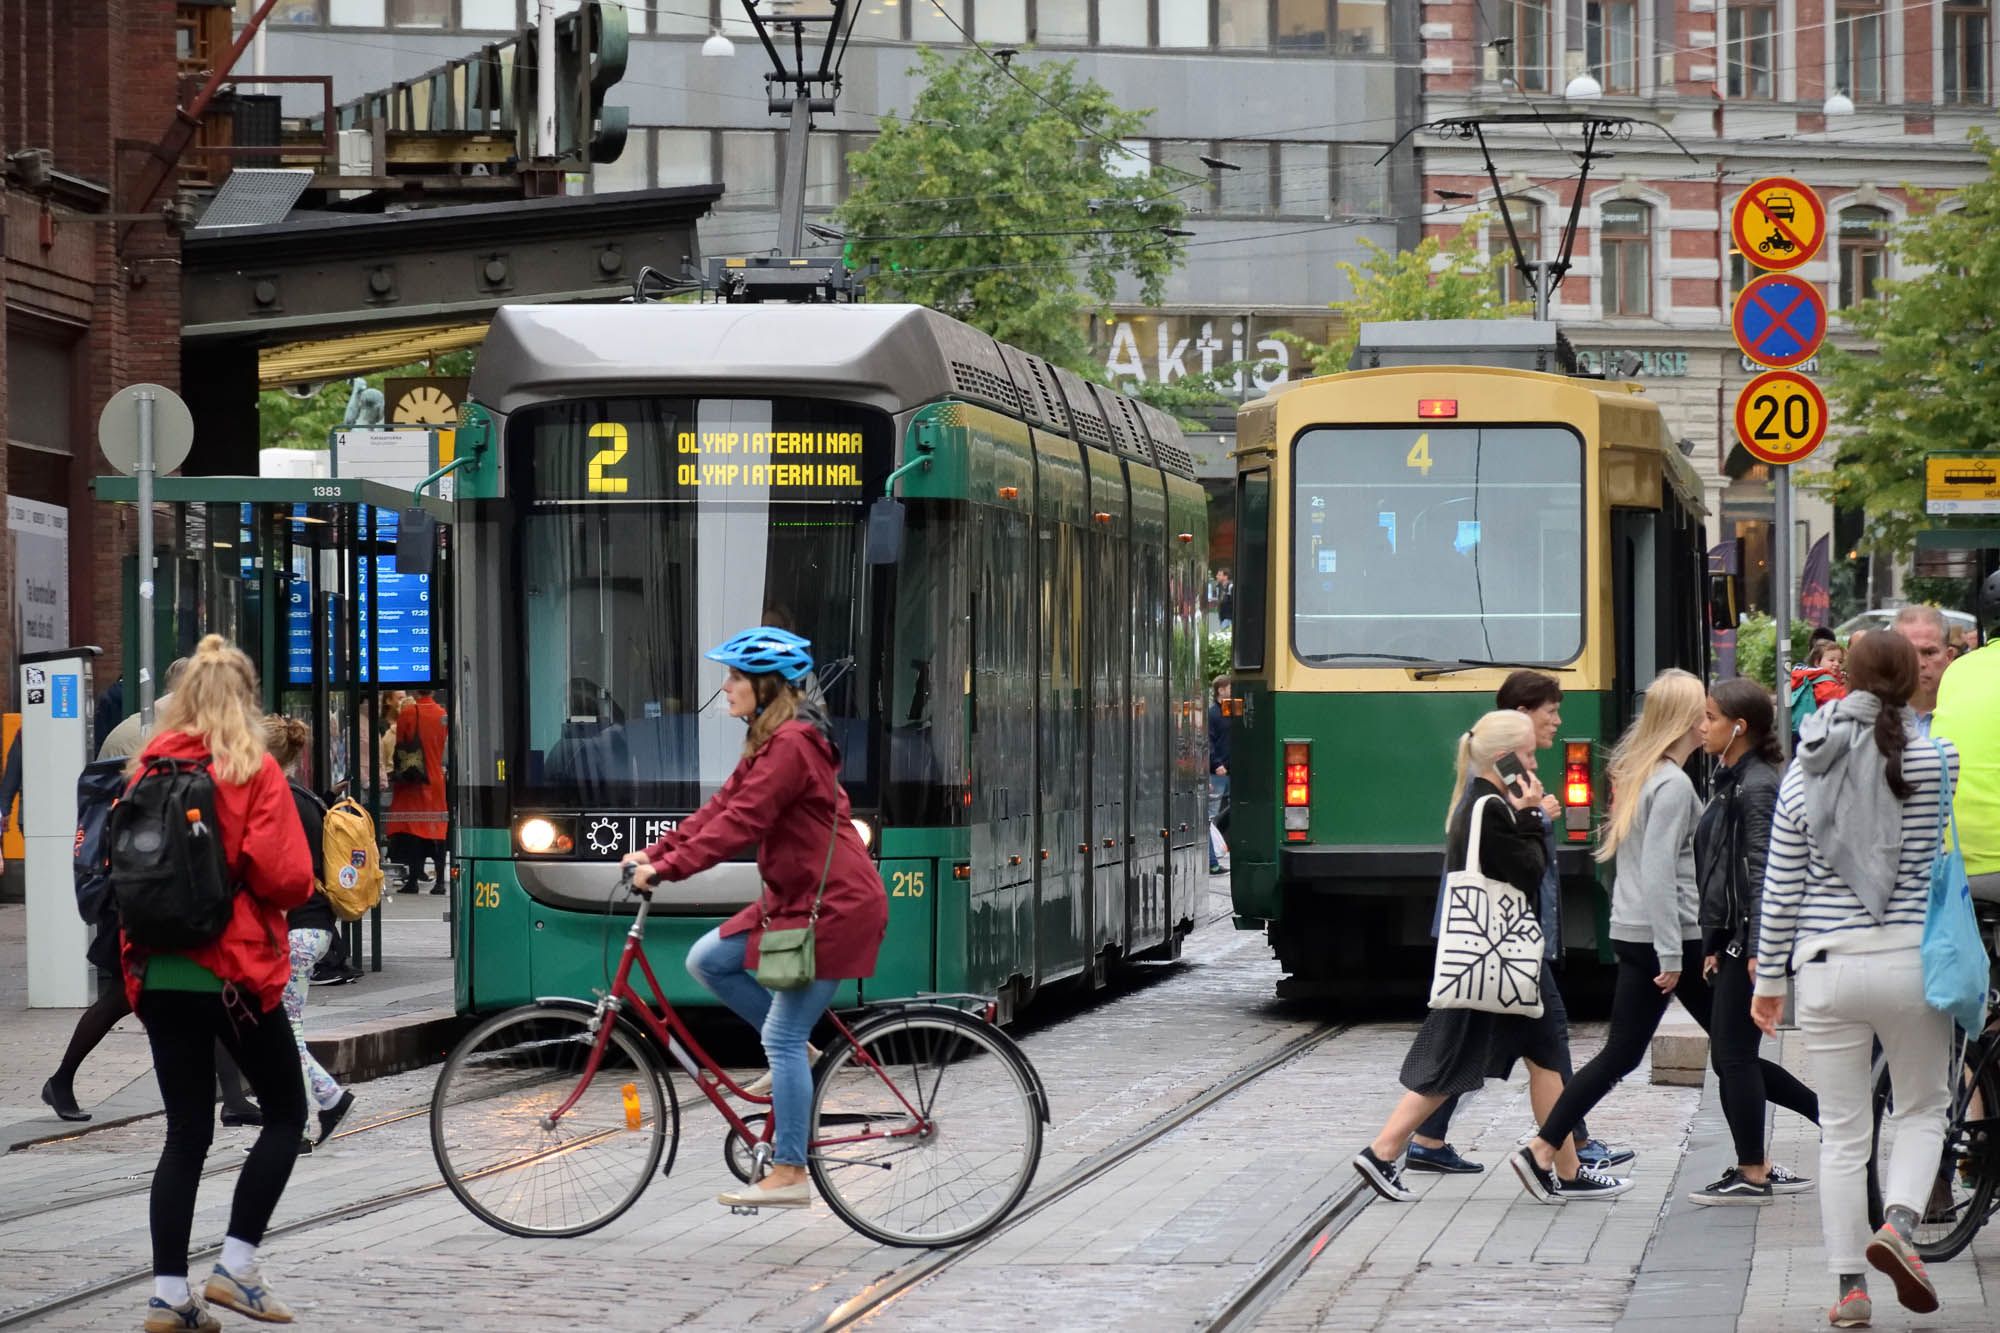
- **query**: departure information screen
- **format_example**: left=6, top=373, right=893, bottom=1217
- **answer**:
left=283, top=506, right=433, bottom=684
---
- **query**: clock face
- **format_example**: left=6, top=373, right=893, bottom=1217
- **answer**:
left=393, top=385, right=459, bottom=426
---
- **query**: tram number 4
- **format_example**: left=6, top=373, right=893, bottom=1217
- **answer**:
left=891, top=870, right=927, bottom=898
left=587, top=422, right=630, bottom=494
left=1405, top=432, right=1433, bottom=476
left=473, top=881, right=502, bottom=909
left=1750, top=393, right=1812, bottom=441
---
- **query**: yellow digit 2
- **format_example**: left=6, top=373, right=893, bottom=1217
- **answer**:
left=587, top=423, right=630, bottom=494
left=1405, top=432, right=1433, bottom=476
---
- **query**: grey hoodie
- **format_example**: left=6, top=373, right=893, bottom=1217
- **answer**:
left=1608, top=762, right=1703, bottom=974
left=1795, top=691, right=1905, bottom=923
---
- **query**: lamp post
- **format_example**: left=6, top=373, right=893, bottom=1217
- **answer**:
left=731, top=0, right=859, bottom=255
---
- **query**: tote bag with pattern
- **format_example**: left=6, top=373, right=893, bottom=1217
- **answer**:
left=1428, top=795, right=1546, bottom=1018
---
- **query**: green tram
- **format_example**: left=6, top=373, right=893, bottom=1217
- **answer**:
left=1226, top=323, right=1709, bottom=1003
left=448, top=303, right=1209, bottom=1020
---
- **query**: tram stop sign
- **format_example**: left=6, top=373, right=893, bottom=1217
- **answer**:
left=1732, top=273, right=1828, bottom=369
left=1731, top=177, right=1827, bottom=274
left=1735, top=369, right=1829, bottom=466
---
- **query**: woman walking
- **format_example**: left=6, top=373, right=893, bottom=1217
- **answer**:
left=624, top=628, right=887, bottom=1210
left=1751, top=632, right=1958, bottom=1328
left=126, top=636, right=315, bottom=1331
left=1688, top=679, right=1820, bottom=1205
left=262, top=716, right=357, bottom=1154
left=1352, top=710, right=1630, bottom=1204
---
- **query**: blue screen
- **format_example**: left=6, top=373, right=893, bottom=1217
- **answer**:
left=281, top=506, right=434, bottom=685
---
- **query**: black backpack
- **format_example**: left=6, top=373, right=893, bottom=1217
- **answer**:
left=108, top=756, right=236, bottom=951
left=72, top=758, right=130, bottom=922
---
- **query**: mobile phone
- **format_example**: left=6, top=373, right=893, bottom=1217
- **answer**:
left=1494, top=752, right=1531, bottom=798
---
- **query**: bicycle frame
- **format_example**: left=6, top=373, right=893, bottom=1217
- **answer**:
left=546, top=886, right=938, bottom=1165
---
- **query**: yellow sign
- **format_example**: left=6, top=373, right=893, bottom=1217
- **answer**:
left=1733, top=369, right=1829, bottom=466
left=1730, top=177, right=1827, bottom=274
left=1926, top=455, right=2000, bottom=515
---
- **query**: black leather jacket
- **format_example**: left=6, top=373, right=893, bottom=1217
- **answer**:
left=1695, top=754, right=1780, bottom=957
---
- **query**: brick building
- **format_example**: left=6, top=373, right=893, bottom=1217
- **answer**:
left=2, top=2, right=196, bottom=706
left=1417, top=0, right=2000, bottom=613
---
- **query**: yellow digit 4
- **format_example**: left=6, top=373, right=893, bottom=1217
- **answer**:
left=1405, top=432, right=1433, bottom=476
left=587, top=422, right=630, bottom=494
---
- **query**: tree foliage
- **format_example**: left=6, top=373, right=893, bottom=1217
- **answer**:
left=259, top=349, right=476, bottom=450
left=836, top=48, right=1187, bottom=373
left=1818, top=129, right=2000, bottom=556
left=1276, top=221, right=1531, bottom=375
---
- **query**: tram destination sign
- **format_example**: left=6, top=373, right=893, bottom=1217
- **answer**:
left=1926, top=454, right=2000, bottom=515
left=534, top=418, right=870, bottom=503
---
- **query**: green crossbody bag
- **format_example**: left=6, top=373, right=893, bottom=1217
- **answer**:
left=753, top=813, right=842, bottom=992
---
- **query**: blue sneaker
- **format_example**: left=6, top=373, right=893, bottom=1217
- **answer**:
left=1576, top=1138, right=1635, bottom=1170
left=1405, top=1141, right=1484, bottom=1174
left=144, top=1297, right=220, bottom=1333
left=205, top=1265, right=293, bottom=1324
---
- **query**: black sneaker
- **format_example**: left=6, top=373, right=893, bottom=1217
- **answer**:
left=1510, top=1146, right=1565, bottom=1204
left=1406, top=1142, right=1484, bottom=1174
left=316, top=1090, right=356, bottom=1145
left=1689, top=1168, right=1773, bottom=1207
left=1558, top=1168, right=1633, bottom=1200
left=1767, top=1163, right=1814, bottom=1195
left=1352, top=1146, right=1418, bottom=1202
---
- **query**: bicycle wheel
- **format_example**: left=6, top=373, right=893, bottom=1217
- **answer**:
left=808, top=1006, right=1043, bottom=1248
left=1869, top=1039, right=2000, bottom=1263
left=431, top=1004, right=678, bottom=1238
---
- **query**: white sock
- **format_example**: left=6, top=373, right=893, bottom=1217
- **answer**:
left=154, top=1276, right=191, bottom=1305
left=219, top=1236, right=257, bottom=1274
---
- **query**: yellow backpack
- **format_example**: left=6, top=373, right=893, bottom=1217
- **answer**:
left=321, top=796, right=384, bottom=922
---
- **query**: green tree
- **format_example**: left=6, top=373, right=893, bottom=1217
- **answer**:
left=1818, top=129, right=2000, bottom=556
left=1275, top=221, right=1531, bottom=374
left=259, top=349, right=476, bottom=450
left=836, top=48, right=1187, bottom=372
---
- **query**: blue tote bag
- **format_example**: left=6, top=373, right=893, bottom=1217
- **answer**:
left=1921, top=740, right=1988, bottom=1036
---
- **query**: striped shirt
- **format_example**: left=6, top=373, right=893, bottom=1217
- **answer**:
left=1754, top=735, right=1959, bottom=991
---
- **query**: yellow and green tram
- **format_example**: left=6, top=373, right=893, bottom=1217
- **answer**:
left=1226, top=323, right=1709, bottom=1002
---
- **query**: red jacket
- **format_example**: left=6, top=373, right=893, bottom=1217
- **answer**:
left=120, top=730, right=317, bottom=1011
left=389, top=695, right=449, bottom=842
left=644, top=720, right=886, bottom=980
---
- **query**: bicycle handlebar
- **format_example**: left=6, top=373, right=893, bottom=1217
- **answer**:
left=619, top=861, right=653, bottom=899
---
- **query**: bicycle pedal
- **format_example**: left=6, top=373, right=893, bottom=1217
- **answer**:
left=730, top=1204, right=760, bottom=1216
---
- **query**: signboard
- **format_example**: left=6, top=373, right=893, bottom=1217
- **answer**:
left=1731, top=274, right=1827, bottom=370
left=1926, top=454, right=2000, bottom=515
left=1730, top=178, right=1827, bottom=275
left=1734, top=370, right=1829, bottom=466
left=8, top=497, right=69, bottom=659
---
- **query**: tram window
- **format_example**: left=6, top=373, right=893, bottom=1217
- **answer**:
left=1290, top=425, right=1583, bottom=666
left=1234, top=469, right=1271, bottom=671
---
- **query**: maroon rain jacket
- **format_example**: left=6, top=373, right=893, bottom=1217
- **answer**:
left=642, top=720, right=886, bottom=980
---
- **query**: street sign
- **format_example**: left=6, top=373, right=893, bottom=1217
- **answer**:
left=1734, top=369, right=1829, bottom=466
left=97, top=383, right=194, bottom=476
left=1926, top=454, right=2000, bottom=515
left=1732, top=274, right=1827, bottom=369
left=1731, top=178, right=1827, bottom=273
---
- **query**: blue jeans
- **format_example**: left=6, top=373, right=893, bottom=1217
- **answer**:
left=685, top=927, right=839, bottom=1167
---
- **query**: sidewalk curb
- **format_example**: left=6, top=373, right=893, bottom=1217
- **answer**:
left=308, top=1007, right=467, bottom=1084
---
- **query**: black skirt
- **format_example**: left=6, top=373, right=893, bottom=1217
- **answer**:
left=1398, top=961, right=1571, bottom=1096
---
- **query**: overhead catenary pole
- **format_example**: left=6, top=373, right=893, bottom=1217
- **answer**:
left=137, top=390, right=157, bottom=729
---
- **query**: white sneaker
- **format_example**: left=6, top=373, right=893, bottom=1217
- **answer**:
left=717, top=1179, right=810, bottom=1208
left=743, top=1044, right=821, bottom=1098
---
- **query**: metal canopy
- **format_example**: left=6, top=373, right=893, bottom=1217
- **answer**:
left=92, top=474, right=453, bottom=522
left=180, top=184, right=720, bottom=341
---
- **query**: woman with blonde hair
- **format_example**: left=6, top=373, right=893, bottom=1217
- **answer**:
left=123, top=636, right=315, bottom=1331
left=1353, top=710, right=1630, bottom=1204
left=1513, top=668, right=1713, bottom=1201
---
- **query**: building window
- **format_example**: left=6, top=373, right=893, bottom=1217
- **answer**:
left=1725, top=2, right=1776, bottom=99
left=1491, top=197, right=1542, bottom=304
left=1838, top=206, right=1889, bottom=308
left=1728, top=250, right=1751, bottom=297
left=909, top=0, right=965, bottom=41
left=387, top=0, right=449, bottom=26
left=1586, top=0, right=1640, bottom=93
left=1502, top=0, right=1554, bottom=92
left=851, top=1, right=903, bottom=38
left=328, top=0, right=387, bottom=24
left=656, top=130, right=714, bottom=188
left=1336, top=143, right=1389, bottom=215
left=1336, top=0, right=1388, bottom=53
left=720, top=131, right=778, bottom=210
left=241, top=0, right=326, bottom=22
left=1033, top=0, right=1090, bottom=44
left=1218, top=142, right=1275, bottom=214
left=462, top=0, right=519, bottom=30
left=1097, top=0, right=1148, bottom=44
left=1834, top=0, right=1885, bottom=103
left=1157, top=140, right=1216, bottom=214
left=1599, top=200, right=1651, bottom=317
left=1277, top=142, right=1333, bottom=217
left=1160, top=1, right=1209, bottom=45
left=1945, top=0, right=1992, bottom=104
left=1217, top=0, right=1270, bottom=47
left=1276, top=0, right=1331, bottom=51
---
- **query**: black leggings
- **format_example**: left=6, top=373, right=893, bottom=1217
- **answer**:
left=1537, top=939, right=1817, bottom=1154
left=139, top=989, right=308, bottom=1277
left=1709, top=947, right=1819, bottom=1164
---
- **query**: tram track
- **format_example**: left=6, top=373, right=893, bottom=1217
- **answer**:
left=810, top=1018, right=1362, bottom=1332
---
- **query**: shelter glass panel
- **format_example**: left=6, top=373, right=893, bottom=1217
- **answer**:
left=1291, top=426, right=1584, bottom=665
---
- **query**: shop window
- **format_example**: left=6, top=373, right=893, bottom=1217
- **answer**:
left=1838, top=206, right=1888, bottom=308
left=1586, top=0, right=1639, bottom=93
left=1945, top=0, right=1991, bottom=104
left=1834, top=0, right=1885, bottom=103
left=1726, top=2, right=1776, bottom=98
left=1600, top=199, right=1651, bottom=317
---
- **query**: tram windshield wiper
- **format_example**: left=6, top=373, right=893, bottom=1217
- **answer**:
left=1410, top=658, right=1548, bottom=681
left=1300, top=652, right=1451, bottom=666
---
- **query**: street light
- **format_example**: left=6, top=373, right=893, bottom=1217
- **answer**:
left=702, top=28, right=737, bottom=57
left=1824, top=87, right=1856, bottom=117
left=1564, top=71, right=1604, bottom=101
left=734, top=0, right=860, bottom=254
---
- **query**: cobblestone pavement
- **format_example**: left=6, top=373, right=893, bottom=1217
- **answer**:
left=7, top=881, right=1996, bottom=1331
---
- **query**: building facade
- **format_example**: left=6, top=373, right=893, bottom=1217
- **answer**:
left=1417, top=0, right=2000, bottom=614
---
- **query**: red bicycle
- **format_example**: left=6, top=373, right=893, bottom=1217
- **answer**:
left=429, top=866, right=1049, bottom=1247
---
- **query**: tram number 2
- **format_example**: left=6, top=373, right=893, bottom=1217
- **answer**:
left=586, top=422, right=630, bottom=494
left=1749, top=393, right=1811, bottom=441
left=890, top=870, right=927, bottom=898
left=472, top=881, right=502, bottom=910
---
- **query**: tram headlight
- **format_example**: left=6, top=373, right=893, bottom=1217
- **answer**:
left=851, top=817, right=876, bottom=852
left=516, top=816, right=571, bottom=855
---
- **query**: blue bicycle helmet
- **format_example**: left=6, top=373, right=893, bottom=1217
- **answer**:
left=705, top=627, right=815, bottom=682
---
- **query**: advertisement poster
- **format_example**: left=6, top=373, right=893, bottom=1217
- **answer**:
left=8, top=496, right=69, bottom=658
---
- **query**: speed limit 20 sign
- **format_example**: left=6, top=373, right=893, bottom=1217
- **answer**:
left=1734, top=369, right=1829, bottom=466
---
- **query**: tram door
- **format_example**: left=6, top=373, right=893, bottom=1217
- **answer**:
left=1083, top=448, right=1129, bottom=970
left=1126, top=462, right=1171, bottom=954
left=1034, top=437, right=1089, bottom=984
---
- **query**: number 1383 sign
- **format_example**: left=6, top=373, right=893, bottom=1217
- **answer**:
left=1734, top=369, right=1829, bottom=466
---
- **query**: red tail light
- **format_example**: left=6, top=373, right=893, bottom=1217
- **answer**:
left=1417, top=398, right=1458, bottom=418
left=1283, top=741, right=1311, bottom=841
left=1562, top=740, right=1592, bottom=843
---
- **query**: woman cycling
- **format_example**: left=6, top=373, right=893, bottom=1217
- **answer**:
left=125, top=636, right=315, bottom=1331
left=624, top=628, right=887, bottom=1210
left=1752, top=631, right=1958, bottom=1328
left=1689, top=679, right=1820, bottom=1205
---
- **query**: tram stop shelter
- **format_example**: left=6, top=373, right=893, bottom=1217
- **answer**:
left=90, top=474, right=455, bottom=973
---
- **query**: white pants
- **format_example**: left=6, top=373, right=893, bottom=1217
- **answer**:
left=1796, top=945, right=1953, bottom=1274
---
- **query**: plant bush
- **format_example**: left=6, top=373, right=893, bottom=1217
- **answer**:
left=1203, top=627, right=1232, bottom=683
left=1732, top=613, right=1818, bottom=690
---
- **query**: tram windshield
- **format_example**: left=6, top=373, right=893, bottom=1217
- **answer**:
left=511, top=396, right=883, bottom=809
left=1291, top=425, right=1584, bottom=666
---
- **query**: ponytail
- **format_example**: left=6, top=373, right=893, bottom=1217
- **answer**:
left=1845, top=632, right=1917, bottom=800
left=1445, top=711, right=1535, bottom=831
